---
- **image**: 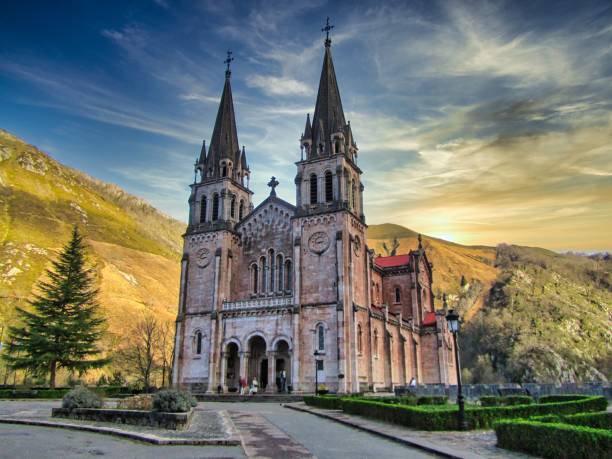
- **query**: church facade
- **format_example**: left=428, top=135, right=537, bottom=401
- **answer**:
left=172, top=33, right=457, bottom=393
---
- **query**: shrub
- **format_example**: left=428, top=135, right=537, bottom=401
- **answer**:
left=539, top=394, right=590, bottom=404
left=502, top=395, right=533, bottom=405
left=152, top=389, right=197, bottom=413
left=532, top=412, right=612, bottom=430
left=416, top=396, right=448, bottom=405
left=304, top=395, right=345, bottom=410
left=62, top=386, right=103, bottom=410
left=494, top=419, right=612, bottom=459
left=117, top=394, right=154, bottom=411
left=359, top=396, right=417, bottom=405
left=96, top=385, right=130, bottom=397
left=480, top=396, right=500, bottom=406
left=0, top=389, right=70, bottom=399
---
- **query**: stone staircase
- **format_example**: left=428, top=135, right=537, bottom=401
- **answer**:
left=195, top=393, right=304, bottom=403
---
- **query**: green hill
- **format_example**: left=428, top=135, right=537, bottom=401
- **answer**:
left=1, top=129, right=609, bottom=384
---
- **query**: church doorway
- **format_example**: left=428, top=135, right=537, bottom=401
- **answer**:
left=225, top=342, right=239, bottom=391
left=275, top=339, right=291, bottom=391
left=248, top=335, right=267, bottom=390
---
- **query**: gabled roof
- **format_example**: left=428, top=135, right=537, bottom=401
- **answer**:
left=375, top=254, right=410, bottom=268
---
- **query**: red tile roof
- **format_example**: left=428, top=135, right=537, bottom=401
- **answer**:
left=422, top=311, right=437, bottom=327
left=375, top=254, right=410, bottom=268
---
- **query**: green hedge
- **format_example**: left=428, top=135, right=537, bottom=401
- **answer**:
left=305, top=395, right=608, bottom=431
left=479, top=395, right=534, bottom=406
left=532, top=412, right=612, bottom=430
left=539, top=394, right=590, bottom=404
left=0, top=389, right=71, bottom=399
left=416, top=396, right=448, bottom=405
left=494, top=419, right=612, bottom=459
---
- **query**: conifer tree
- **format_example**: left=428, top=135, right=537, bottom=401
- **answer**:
left=3, top=226, right=108, bottom=388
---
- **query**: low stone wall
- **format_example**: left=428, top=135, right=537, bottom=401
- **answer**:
left=51, top=408, right=193, bottom=430
left=395, top=383, right=612, bottom=401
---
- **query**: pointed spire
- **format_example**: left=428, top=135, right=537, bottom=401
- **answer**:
left=241, top=146, right=248, bottom=170
left=418, top=234, right=423, bottom=250
left=208, top=56, right=240, bottom=175
left=197, top=140, right=207, bottom=165
left=303, top=113, right=312, bottom=139
left=311, top=26, right=346, bottom=157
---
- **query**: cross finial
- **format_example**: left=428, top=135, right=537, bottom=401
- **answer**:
left=267, top=176, right=279, bottom=196
left=224, top=50, right=234, bottom=78
left=322, top=17, right=334, bottom=47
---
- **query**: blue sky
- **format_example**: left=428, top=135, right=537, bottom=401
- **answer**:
left=1, top=0, right=611, bottom=251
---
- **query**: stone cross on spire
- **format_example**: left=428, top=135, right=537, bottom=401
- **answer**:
left=322, top=17, right=334, bottom=47
left=224, top=50, right=234, bottom=78
left=267, top=176, right=279, bottom=196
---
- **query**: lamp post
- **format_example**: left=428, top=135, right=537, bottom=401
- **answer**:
left=446, top=308, right=467, bottom=430
left=314, top=350, right=320, bottom=395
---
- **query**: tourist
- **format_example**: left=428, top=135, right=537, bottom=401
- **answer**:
left=280, top=369, right=287, bottom=393
left=409, top=377, right=417, bottom=388
left=239, top=377, right=246, bottom=395
left=250, top=377, right=259, bottom=395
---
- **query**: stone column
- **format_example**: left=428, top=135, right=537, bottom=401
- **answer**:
left=219, top=351, right=227, bottom=391
left=335, top=232, right=347, bottom=393
left=267, top=351, right=276, bottom=393
left=239, top=351, right=250, bottom=385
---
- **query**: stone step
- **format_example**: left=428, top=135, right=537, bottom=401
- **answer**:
left=195, top=394, right=304, bottom=403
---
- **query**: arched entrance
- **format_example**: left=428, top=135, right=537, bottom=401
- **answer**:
left=224, top=342, right=240, bottom=391
left=248, top=335, right=267, bottom=390
left=275, top=339, right=291, bottom=392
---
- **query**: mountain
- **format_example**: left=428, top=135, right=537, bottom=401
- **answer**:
left=0, top=129, right=185, bottom=383
left=1, top=130, right=610, bottom=384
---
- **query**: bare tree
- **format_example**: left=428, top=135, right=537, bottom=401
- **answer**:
left=382, top=237, right=400, bottom=256
left=158, top=320, right=174, bottom=388
left=117, top=315, right=161, bottom=391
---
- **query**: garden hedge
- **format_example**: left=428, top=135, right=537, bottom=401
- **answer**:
left=494, top=419, right=612, bottom=459
left=532, top=411, right=612, bottom=430
left=0, top=389, right=71, bottom=399
left=304, top=395, right=608, bottom=430
left=479, top=395, right=534, bottom=406
left=539, top=394, right=591, bottom=404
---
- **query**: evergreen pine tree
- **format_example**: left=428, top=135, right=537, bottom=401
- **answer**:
left=3, top=226, right=108, bottom=388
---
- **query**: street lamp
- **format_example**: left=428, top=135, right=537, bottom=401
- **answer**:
left=446, top=308, right=467, bottom=430
left=314, top=350, right=320, bottom=395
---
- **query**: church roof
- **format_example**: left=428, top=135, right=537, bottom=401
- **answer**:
left=206, top=68, right=242, bottom=173
left=375, top=254, right=410, bottom=268
left=309, top=42, right=346, bottom=156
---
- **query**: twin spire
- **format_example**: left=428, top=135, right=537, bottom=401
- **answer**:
left=197, top=19, right=355, bottom=182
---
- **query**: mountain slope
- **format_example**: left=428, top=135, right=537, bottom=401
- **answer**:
left=0, top=130, right=185, bottom=374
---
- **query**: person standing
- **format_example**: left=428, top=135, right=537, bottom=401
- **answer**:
left=280, top=369, right=287, bottom=393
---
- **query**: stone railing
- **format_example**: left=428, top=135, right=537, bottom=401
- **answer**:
left=222, top=296, right=293, bottom=311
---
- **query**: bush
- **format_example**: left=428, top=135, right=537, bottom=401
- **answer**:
left=494, top=419, right=612, bottom=459
left=480, top=396, right=500, bottom=406
left=539, top=394, right=590, bottom=404
left=117, top=394, right=154, bottom=411
left=359, top=396, right=417, bottom=405
left=0, top=389, right=70, bottom=399
left=304, top=395, right=345, bottom=410
left=152, top=389, right=197, bottom=413
left=95, top=385, right=130, bottom=397
left=416, top=396, right=448, bottom=405
left=62, top=386, right=103, bottom=410
left=533, top=412, right=612, bottom=430
left=502, top=395, right=533, bottom=405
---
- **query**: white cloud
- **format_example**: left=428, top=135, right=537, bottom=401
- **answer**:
left=246, top=75, right=313, bottom=96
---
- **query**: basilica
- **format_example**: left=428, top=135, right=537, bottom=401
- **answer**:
left=172, top=28, right=457, bottom=393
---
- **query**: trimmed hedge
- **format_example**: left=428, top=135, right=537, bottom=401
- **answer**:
left=305, top=395, right=608, bottom=430
left=416, top=396, right=448, bottom=405
left=494, top=419, right=612, bottom=459
left=303, top=395, right=345, bottom=410
left=0, top=389, right=71, bottom=399
left=539, top=394, right=590, bottom=404
left=533, top=412, right=612, bottom=430
left=479, top=396, right=500, bottom=406
left=479, top=395, right=534, bottom=406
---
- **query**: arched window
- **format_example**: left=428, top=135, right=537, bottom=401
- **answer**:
left=309, top=173, right=318, bottom=204
left=335, top=140, right=341, bottom=154
left=269, top=249, right=275, bottom=292
left=325, top=171, right=333, bottom=202
left=317, top=324, right=325, bottom=351
left=276, top=254, right=283, bottom=292
left=395, top=287, right=401, bottom=303
left=230, top=196, right=236, bottom=219
left=357, top=324, right=363, bottom=354
left=373, top=329, right=379, bottom=357
left=212, top=194, right=220, bottom=221
left=195, top=330, right=202, bottom=355
left=351, top=179, right=356, bottom=209
left=222, top=164, right=227, bottom=177
left=199, top=196, right=207, bottom=223
left=260, top=256, right=267, bottom=293
left=252, top=264, right=259, bottom=294
left=285, top=259, right=292, bottom=292
left=239, top=200, right=245, bottom=220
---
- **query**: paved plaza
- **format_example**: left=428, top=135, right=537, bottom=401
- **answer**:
left=0, top=400, right=437, bottom=458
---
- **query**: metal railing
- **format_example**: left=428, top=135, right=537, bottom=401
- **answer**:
left=222, top=296, right=293, bottom=311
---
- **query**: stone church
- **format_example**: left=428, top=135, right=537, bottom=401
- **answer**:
left=172, top=30, right=457, bottom=393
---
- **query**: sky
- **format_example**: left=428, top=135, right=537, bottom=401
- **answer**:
left=1, top=0, right=611, bottom=252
